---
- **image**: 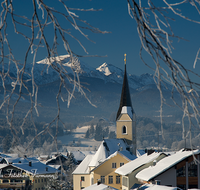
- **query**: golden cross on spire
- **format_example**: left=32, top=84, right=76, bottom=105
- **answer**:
left=124, top=53, right=127, bottom=65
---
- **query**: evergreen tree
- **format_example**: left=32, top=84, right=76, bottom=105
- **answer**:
left=85, top=129, right=90, bottom=138
left=90, top=124, right=95, bottom=135
left=94, top=124, right=103, bottom=141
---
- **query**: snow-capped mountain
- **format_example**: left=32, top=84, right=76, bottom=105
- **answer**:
left=96, top=62, right=156, bottom=90
left=0, top=55, right=158, bottom=90
left=0, top=55, right=182, bottom=125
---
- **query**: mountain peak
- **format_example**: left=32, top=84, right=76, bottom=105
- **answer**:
left=96, top=62, right=112, bottom=76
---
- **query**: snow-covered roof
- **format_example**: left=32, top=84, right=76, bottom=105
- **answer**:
left=0, top=153, right=18, bottom=158
left=89, top=142, right=107, bottom=167
left=0, top=164, right=8, bottom=169
left=119, top=151, right=137, bottom=161
left=2, top=156, right=39, bottom=164
left=48, top=165, right=61, bottom=170
left=136, top=149, right=145, bottom=157
left=13, top=161, right=58, bottom=175
left=71, top=151, right=85, bottom=161
left=115, top=152, right=166, bottom=176
left=71, top=150, right=95, bottom=162
left=131, top=184, right=178, bottom=190
left=104, top=150, right=136, bottom=162
left=121, top=106, right=133, bottom=119
left=136, top=149, right=200, bottom=182
left=89, top=139, right=129, bottom=167
left=83, top=183, right=118, bottom=190
left=45, top=154, right=68, bottom=165
left=72, top=154, right=94, bottom=174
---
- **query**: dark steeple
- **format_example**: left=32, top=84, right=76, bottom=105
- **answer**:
left=116, top=55, right=134, bottom=120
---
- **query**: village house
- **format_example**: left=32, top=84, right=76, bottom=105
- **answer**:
left=90, top=151, right=136, bottom=190
left=115, top=151, right=167, bottom=190
left=136, top=148, right=200, bottom=190
left=0, top=155, right=59, bottom=190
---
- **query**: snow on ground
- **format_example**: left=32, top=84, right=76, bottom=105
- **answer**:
left=58, top=126, right=102, bottom=152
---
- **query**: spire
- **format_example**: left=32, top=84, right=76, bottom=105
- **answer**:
left=116, top=54, right=134, bottom=120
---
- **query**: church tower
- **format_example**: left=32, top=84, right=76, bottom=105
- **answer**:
left=116, top=54, right=136, bottom=155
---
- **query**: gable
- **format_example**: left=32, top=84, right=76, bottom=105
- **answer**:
left=92, top=152, right=130, bottom=174
left=118, top=113, right=132, bottom=121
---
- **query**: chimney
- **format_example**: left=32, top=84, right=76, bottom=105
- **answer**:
left=29, top=161, right=32, bottom=167
left=147, top=149, right=155, bottom=155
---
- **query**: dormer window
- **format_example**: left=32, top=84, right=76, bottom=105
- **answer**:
left=122, top=126, right=127, bottom=134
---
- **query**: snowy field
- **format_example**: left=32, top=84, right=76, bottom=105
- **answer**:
left=58, top=126, right=102, bottom=152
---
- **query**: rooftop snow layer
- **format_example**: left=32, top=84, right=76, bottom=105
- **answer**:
left=13, top=161, right=58, bottom=175
left=121, top=106, right=133, bottom=119
left=136, top=149, right=200, bottom=182
left=89, top=139, right=129, bottom=167
left=115, top=152, right=166, bottom=176
left=72, top=154, right=94, bottom=174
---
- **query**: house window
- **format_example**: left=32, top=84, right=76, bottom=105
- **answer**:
left=101, top=176, right=105, bottom=184
left=91, top=178, right=94, bottom=185
left=122, top=126, right=127, bottom=134
left=112, top=163, right=116, bottom=168
left=81, top=176, right=85, bottom=181
left=177, top=165, right=185, bottom=177
left=38, top=179, right=40, bottom=183
left=122, top=177, right=128, bottom=187
left=35, top=179, right=37, bottom=183
left=108, top=176, right=113, bottom=184
left=116, top=176, right=120, bottom=184
left=120, top=163, right=124, bottom=167
left=188, top=161, right=197, bottom=177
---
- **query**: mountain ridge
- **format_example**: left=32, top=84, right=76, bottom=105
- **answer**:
left=0, top=55, right=182, bottom=125
left=0, top=55, right=157, bottom=90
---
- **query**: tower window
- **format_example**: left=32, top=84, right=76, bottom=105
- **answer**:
left=122, top=126, right=127, bottom=134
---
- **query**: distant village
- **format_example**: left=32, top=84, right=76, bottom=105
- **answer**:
left=0, top=61, right=199, bottom=190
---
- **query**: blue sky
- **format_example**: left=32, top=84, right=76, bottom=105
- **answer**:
left=9, top=1, right=200, bottom=81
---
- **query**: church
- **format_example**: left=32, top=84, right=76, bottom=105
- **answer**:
left=72, top=54, right=137, bottom=190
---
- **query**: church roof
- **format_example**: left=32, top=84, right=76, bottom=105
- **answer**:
left=116, top=64, right=134, bottom=120
left=72, top=154, right=94, bottom=174
left=89, top=139, right=129, bottom=167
